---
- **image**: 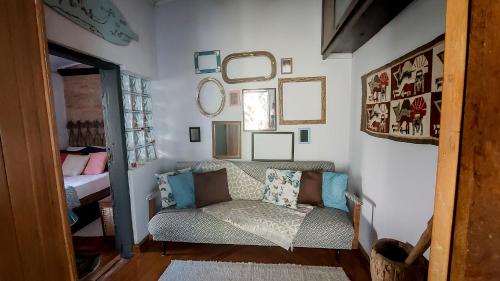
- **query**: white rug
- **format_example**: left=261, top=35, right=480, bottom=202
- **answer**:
left=159, top=260, right=350, bottom=281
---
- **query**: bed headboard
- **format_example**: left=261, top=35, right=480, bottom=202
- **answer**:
left=67, top=120, right=105, bottom=147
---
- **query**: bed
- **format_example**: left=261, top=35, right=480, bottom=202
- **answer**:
left=64, top=172, right=110, bottom=207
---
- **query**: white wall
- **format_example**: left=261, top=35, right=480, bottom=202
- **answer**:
left=51, top=73, right=69, bottom=149
left=348, top=0, right=445, bottom=252
left=44, top=0, right=158, bottom=78
left=152, top=0, right=352, bottom=170
left=128, top=158, right=176, bottom=243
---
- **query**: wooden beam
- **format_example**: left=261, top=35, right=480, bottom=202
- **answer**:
left=57, top=67, right=100, bottom=76
left=428, top=0, right=469, bottom=280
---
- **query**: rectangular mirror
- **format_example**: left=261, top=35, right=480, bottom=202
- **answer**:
left=212, top=121, right=241, bottom=159
left=252, top=132, right=294, bottom=161
left=242, top=88, right=277, bottom=131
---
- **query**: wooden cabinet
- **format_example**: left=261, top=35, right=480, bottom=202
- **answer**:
left=321, top=0, right=415, bottom=58
left=99, top=196, right=115, bottom=237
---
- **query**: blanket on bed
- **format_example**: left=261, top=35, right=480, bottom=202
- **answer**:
left=65, top=186, right=81, bottom=209
left=202, top=200, right=313, bottom=250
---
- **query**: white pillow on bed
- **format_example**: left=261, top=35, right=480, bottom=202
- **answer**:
left=62, top=154, right=90, bottom=177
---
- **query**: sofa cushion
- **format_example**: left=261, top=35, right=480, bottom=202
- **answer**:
left=148, top=201, right=354, bottom=249
left=168, top=172, right=195, bottom=209
left=322, top=172, right=349, bottom=212
left=298, top=170, right=324, bottom=207
left=262, top=169, right=302, bottom=209
left=193, top=168, right=232, bottom=208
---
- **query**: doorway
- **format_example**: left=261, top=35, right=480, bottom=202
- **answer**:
left=48, top=42, right=135, bottom=277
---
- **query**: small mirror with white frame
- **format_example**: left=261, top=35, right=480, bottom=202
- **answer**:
left=242, top=88, right=277, bottom=131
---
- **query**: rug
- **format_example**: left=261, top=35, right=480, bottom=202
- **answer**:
left=158, top=260, right=350, bottom=281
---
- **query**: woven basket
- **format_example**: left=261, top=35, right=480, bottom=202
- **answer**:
left=370, top=239, right=428, bottom=281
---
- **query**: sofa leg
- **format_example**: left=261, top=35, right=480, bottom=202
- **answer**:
left=335, top=249, right=341, bottom=263
left=161, top=241, right=167, bottom=256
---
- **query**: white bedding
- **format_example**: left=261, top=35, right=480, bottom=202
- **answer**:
left=64, top=172, right=110, bottom=199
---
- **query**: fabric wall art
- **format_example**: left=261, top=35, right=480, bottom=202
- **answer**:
left=361, top=35, right=444, bottom=145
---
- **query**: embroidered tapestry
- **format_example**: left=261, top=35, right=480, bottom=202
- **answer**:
left=361, top=35, right=444, bottom=145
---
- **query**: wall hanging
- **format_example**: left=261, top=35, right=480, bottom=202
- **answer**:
left=194, top=50, right=221, bottom=74
left=212, top=121, right=241, bottom=159
left=196, top=77, right=226, bottom=117
left=222, top=51, right=276, bottom=84
left=252, top=132, right=294, bottom=162
left=228, top=90, right=241, bottom=107
left=242, top=88, right=277, bottom=131
left=298, top=128, right=311, bottom=144
left=278, top=76, right=327, bottom=125
left=44, top=0, right=138, bottom=46
left=189, top=127, right=201, bottom=142
left=361, top=35, right=444, bottom=145
left=281, top=58, right=293, bottom=74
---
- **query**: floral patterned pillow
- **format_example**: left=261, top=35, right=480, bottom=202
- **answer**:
left=155, top=168, right=191, bottom=208
left=262, top=169, right=302, bottom=209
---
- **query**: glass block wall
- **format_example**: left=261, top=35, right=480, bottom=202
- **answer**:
left=121, top=71, right=157, bottom=169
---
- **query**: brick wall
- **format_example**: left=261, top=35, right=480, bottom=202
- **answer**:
left=63, top=74, right=103, bottom=122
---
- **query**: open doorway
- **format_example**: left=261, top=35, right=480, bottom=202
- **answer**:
left=47, top=42, right=134, bottom=279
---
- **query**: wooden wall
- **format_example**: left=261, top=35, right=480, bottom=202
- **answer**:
left=63, top=74, right=103, bottom=122
left=449, top=0, right=500, bottom=279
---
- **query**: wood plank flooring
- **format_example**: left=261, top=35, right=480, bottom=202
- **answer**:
left=106, top=242, right=371, bottom=281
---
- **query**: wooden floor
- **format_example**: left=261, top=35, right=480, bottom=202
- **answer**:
left=105, top=242, right=371, bottom=281
left=73, top=236, right=119, bottom=280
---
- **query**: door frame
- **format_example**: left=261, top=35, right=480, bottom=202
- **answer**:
left=48, top=42, right=135, bottom=258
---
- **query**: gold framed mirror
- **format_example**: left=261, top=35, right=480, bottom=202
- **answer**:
left=196, top=77, right=225, bottom=117
left=212, top=121, right=241, bottom=159
left=221, top=51, right=277, bottom=84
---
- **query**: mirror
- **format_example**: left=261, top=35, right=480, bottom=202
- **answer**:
left=242, top=88, right=277, bottom=131
left=222, top=51, right=276, bottom=84
left=196, top=77, right=225, bottom=117
left=212, top=121, right=241, bottom=159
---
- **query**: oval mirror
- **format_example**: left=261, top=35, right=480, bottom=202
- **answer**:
left=196, top=77, right=225, bottom=117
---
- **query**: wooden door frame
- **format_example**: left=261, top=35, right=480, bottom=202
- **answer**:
left=428, top=0, right=469, bottom=280
left=48, top=42, right=135, bottom=259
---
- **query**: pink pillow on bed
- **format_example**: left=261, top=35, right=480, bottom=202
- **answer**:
left=83, top=152, right=108, bottom=175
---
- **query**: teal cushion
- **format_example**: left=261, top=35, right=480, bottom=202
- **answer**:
left=168, top=172, right=195, bottom=209
left=322, top=172, right=348, bottom=212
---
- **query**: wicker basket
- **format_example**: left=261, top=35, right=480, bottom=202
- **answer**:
left=370, top=239, right=428, bottom=281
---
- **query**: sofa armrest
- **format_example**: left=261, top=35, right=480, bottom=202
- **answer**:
left=345, top=191, right=362, bottom=249
left=147, top=190, right=160, bottom=220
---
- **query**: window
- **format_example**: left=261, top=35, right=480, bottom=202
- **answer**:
left=121, top=72, right=157, bottom=169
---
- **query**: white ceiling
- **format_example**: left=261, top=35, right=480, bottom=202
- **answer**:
left=48, top=55, right=79, bottom=72
left=152, top=0, right=179, bottom=7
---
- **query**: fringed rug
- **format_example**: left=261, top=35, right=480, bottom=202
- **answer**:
left=159, top=260, right=350, bottom=281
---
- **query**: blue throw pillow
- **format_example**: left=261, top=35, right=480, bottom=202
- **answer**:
left=168, top=172, right=195, bottom=209
left=322, top=172, right=349, bottom=212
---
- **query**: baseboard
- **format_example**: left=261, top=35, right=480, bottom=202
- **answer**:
left=132, top=235, right=150, bottom=254
left=358, top=243, right=370, bottom=262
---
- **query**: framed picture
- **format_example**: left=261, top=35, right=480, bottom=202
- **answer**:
left=194, top=50, right=221, bottom=74
left=281, top=58, right=293, bottom=74
left=228, top=90, right=241, bottom=107
left=189, top=127, right=201, bottom=142
left=242, top=88, right=277, bottom=131
left=252, top=132, right=294, bottom=161
left=298, top=128, right=311, bottom=144
left=278, top=76, right=326, bottom=125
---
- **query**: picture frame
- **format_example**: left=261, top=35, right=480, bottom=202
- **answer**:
left=252, top=132, right=294, bottom=162
left=228, top=90, right=241, bottom=107
left=278, top=76, right=326, bottom=125
left=298, top=128, right=311, bottom=144
left=222, top=51, right=277, bottom=84
left=281, top=58, right=293, bottom=74
left=189, top=127, right=201, bottom=142
left=194, top=50, right=221, bottom=74
left=242, top=88, right=277, bottom=131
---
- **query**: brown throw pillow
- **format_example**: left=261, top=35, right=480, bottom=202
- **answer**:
left=297, top=170, right=324, bottom=207
left=193, top=168, right=232, bottom=208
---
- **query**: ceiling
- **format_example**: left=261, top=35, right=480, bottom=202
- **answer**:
left=48, top=55, right=79, bottom=72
